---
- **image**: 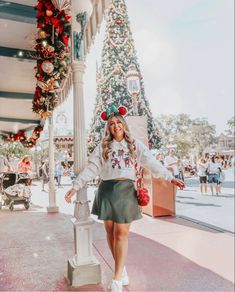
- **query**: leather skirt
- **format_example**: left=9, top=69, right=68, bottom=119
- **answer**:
left=91, top=179, right=142, bottom=224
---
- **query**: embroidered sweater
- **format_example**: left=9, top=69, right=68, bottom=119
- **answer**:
left=72, top=139, right=174, bottom=191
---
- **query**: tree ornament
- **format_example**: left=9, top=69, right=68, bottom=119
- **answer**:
left=42, top=60, right=54, bottom=74
left=115, top=19, right=122, bottom=25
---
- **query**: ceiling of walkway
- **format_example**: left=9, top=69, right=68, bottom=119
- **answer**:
left=0, top=0, right=40, bottom=134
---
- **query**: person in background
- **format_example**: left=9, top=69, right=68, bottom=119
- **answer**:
left=164, top=149, right=180, bottom=178
left=207, top=156, right=221, bottom=195
left=17, top=155, right=33, bottom=185
left=217, top=167, right=225, bottom=194
left=41, top=160, right=49, bottom=192
left=155, top=152, right=164, bottom=165
left=64, top=105, right=185, bottom=292
left=55, top=162, right=64, bottom=187
left=197, top=158, right=208, bottom=195
left=178, top=158, right=185, bottom=182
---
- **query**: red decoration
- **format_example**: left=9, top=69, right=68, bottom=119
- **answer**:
left=118, top=106, right=128, bottom=116
left=115, top=19, right=122, bottom=25
left=100, top=112, right=108, bottom=121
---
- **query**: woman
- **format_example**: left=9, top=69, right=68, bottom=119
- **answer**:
left=55, top=162, right=64, bottom=187
left=207, top=156, right=221, bottom=195
left=41, top=160, right=49, bottom=192
left=65, top=106, right=185, bottom=292
left=17, top=155, right=33, bottom=185
left=197, top=158, right=208, bottom=194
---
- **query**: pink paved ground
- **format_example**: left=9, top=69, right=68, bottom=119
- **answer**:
left=0, top=207, right=234, bottom=291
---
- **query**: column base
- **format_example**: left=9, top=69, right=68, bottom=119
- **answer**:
left=67, top=258, right=101, bottom=287
left=47, top=206, right=59, bottom=213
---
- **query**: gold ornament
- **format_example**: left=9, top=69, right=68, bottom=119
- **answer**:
left=46, top=10, right=53, bottom=17
left=38, top=29, right=47, bottom=39
left=41, top=111, right=52, bottom=119
left=38, top=109, right=52, bottom=119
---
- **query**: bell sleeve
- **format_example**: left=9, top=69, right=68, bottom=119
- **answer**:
left=72, top=145, right=102, bottom=191
left=136, top=139, right=174, bottom=181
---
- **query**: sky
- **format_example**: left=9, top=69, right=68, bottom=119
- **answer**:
left=60, top=0, right=234, bottom=135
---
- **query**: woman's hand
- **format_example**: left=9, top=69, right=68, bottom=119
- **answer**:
left=171, top=178, right=185, bottom=190
left=64, top=188, right=77, bottom=203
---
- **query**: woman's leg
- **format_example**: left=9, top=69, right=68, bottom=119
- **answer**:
left=210, top=183, right=214, bottom=195
left=104, top=220, right=115, bottom=258
left=200, top=183, right=203, bottom=194
left=204, top=183, right=208, bottom=194
left=58, top=175, right=62, bottom=186
left=113, top=223, right=130, bottom=281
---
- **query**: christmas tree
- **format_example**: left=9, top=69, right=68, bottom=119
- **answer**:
left=87, top=0, right=160, bottom=153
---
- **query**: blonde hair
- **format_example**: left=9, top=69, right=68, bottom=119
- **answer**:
left=102, top=115, right=134, bottom=160
left=199, top=157, right=206, bottom=164
left=21, top=155, right=30, bottom=163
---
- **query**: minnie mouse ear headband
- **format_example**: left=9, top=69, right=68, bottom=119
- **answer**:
left=100, top=105, right=128, bottom=121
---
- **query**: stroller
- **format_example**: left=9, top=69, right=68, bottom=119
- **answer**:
left=0, top=172, right=31, bottom=211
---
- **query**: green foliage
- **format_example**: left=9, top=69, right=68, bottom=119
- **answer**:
left=225, top=116, right=235, bottom=136
left=155, top=114, right=216, bottom=157
left=0, top=141, right=30, bottom=159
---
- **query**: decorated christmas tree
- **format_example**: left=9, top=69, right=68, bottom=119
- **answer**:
left=87, top=0, right=160, bottom=153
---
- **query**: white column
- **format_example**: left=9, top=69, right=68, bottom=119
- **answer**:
left=67, top=62, right=101, bottom=287
left=47, top=116, right=59, bottom=213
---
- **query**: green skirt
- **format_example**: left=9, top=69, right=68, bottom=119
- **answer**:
left=91, top=180, right=142, bottom=224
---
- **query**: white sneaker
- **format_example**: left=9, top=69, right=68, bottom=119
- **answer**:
left=110, top=279, right=122, bottom=292
left=121, top=266, right=129, bottom=286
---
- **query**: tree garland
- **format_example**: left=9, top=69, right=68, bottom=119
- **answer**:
left=1, top=0, right=71, bottom=148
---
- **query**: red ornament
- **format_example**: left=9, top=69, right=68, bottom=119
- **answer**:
left=115, top=19, right=122, bottom=25
left=100, top=112, right=108, bottom=121
left=118, top=106, right=128, bottom=116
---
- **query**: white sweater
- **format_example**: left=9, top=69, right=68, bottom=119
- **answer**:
left=72, top=139, right=173, bottom=191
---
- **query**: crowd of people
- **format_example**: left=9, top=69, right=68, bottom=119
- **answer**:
left=155, top=150, right=232, bottom=196
left=1, top=148, right=233, bottom=197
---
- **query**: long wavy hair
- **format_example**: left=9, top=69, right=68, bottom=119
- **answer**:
left=102, top=114, right=134, bottom=161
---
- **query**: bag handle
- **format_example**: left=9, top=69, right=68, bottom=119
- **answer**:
left=132, top=140, right=143, bottom=188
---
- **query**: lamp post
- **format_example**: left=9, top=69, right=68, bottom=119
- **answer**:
left=67, top=0, right=101, bottom=286
left=126, top=64, right=141, bottom=115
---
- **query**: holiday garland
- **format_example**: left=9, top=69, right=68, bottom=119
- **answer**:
left=2, top=126, right=44, bottom=148
left=1, top=0, right=71, bottom=148
left=33, top=0, right=71, bottom=117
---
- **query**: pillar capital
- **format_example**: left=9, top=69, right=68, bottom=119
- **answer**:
left=71, top=61, right=86, bottom=73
